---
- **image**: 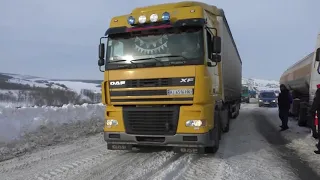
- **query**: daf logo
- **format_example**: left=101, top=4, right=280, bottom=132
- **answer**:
left=180, top=78, right=194, bottom=83
left=110, top=81, right=125, bottom=85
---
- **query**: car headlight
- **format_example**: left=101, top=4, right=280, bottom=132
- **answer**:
left=259, top=100, right=262, bottom=102
left=272, top=100, right=276, bottom=102
left=185, top=120, right=206, bottom=127
left=106, top=119, right=118, bottom=126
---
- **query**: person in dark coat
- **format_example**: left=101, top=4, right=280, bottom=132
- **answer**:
left=309, top=84, right=320, bottom=154
left=278, top=84, right=292, bottom=131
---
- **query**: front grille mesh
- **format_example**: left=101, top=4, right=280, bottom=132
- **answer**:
left=123, top=106, right=179, bottom=135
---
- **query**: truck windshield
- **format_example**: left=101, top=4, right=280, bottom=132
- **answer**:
left=260, top=92, right=276, bottom=98
left=106, top=27, right=204, bottom=70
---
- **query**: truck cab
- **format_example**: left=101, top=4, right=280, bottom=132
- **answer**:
left=241, top=86, right=250, bottom=103
left=97, top=2, right=242, bottom=154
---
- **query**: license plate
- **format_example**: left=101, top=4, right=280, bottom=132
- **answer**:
left=264, top=102, right=270, bottom=104
left=167, top=89, right=193, bottom=95
left=108, top=144, right=131, bottom=150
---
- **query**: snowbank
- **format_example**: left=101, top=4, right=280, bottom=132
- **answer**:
left=51, top=80, right=101, bottom=94
left=0, top=103, right=105, bottom=161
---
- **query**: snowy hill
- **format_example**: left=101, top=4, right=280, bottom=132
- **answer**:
left=242, top=77, right=280, bottom=92
left=0, top=72, right=102, bottom=106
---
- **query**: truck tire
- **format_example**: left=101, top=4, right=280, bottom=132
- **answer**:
left=231, top=103, right=240, bottom=119
left=205, top=111, right=221, bottom=153
left=246, top=98, right=250, bottom=103
left=222, top=106, right=230, bottom=133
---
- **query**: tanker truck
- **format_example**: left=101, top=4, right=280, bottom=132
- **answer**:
left=97, top=1, right=242, bottom=154
left=279, top=33, right=320, bottom=131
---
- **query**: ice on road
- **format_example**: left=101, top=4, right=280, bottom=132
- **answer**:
left=0, top=103, right=319, bottom=180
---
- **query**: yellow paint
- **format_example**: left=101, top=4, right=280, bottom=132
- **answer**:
left=110, top=6, right=204, bottom=28
left=104, top=106, right=125, bottom=132
left=110, top=95, right=193, bottom=99
left=102, top=1, right=223, bottom=135
left=107, top=65, right=195, bottom=80
left=110, top=86, right=194, bottom=91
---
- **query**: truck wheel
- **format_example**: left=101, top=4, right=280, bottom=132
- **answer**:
left=222, top=107, right=230, bottom=133
left=231, top=103, right=240, bottom=119
left=205, top=111, right=221, bottom=153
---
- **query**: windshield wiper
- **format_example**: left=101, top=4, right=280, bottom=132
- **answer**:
left=107, top=59, right=139, bottom=68
left=154, top=55, right=188, bottom=60
left=130, top=57, right=164, bottom=65
left=107, top=59, right=127, bottom=64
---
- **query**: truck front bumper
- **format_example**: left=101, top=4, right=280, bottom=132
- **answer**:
left=104, top=130, right=215, bottom=149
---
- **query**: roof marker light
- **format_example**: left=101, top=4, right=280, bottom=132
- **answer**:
left=150, top=14, right=158, bottom=22
left=127, top=16, right=135, bottom=25
left=162, top=12, right=170, bottom=21
left=138, top=15, right=146, bottom=24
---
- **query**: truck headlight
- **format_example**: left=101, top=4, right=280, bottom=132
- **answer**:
left=106, top=119, right=118, bottom=126
left=186, top=120, right=206, bottom=127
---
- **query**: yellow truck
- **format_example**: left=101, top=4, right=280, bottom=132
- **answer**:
left=97, top=1, right=242, bottom=153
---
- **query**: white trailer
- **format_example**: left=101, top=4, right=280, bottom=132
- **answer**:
left=280, top=33, right=320, bottom=129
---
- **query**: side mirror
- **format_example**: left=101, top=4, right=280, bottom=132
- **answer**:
left=99, top=43, right=105, bottom=60
left=212, top=54, right=221, bottom=62
left=212, top=36, right=221, bottom=54
left=98, top=59, right=104, bottom=66
left=316, top=48, right=320, bottom=61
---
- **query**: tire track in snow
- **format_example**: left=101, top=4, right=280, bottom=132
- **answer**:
left=174, top=154, right=224, bottom=180
left=140, top=152, right=184, bottom=180
left=107, top=151, right=174, bottom=180
left=145, top=153, right=201, bottom=180
left=73, top=152, right=152, bottom=180
left=0, top=134, right=104, bottom=173
left=0, top=143, right=96, bottom=173
left=253, top=109, right=320, bottom=180
left=33, top=151, right=132, bottom=180
left=1, top=140, right=118, bottom=180
left=25, top=145, right=117, bottom=180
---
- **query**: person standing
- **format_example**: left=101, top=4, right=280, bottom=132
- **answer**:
left=309, top=84, right=320, bottom=154
left=278, top=84, right=292, bottom=131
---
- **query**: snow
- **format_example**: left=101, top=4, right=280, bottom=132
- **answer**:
left=0, top=103, right=318, bottom=179
left=0, top=72, right=101, bottom=93
left=51, top=80, right=101, bottom=94
left=259, top=107, right=320, bottom=176
left=0, top=72, right=102, bottom=106
left=0, top=103, right=105, bottom=161
left=242, top=77, right=280, bottom=92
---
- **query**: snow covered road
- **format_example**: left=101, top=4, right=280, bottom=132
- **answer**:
left=1, top=103, right=320, bottom=180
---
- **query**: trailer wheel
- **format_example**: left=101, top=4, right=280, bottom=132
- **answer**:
left=231, top=103, right=240, bottom=119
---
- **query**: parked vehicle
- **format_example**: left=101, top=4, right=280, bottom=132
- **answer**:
left=279, top=33, right=320, bottom=128
left=97, top=1, right=242, bottom=154
left=241, top=85, right=250, bottom=103
left=258, top=91, right=277, bottom=107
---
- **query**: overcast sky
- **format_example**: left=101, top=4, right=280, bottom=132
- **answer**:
left=1, top=0, right=319, bottom=80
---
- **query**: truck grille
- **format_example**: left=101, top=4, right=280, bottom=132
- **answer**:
left=123, top=106, right=180, bottom=135
left=109, top=77, right=195, bottom=89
